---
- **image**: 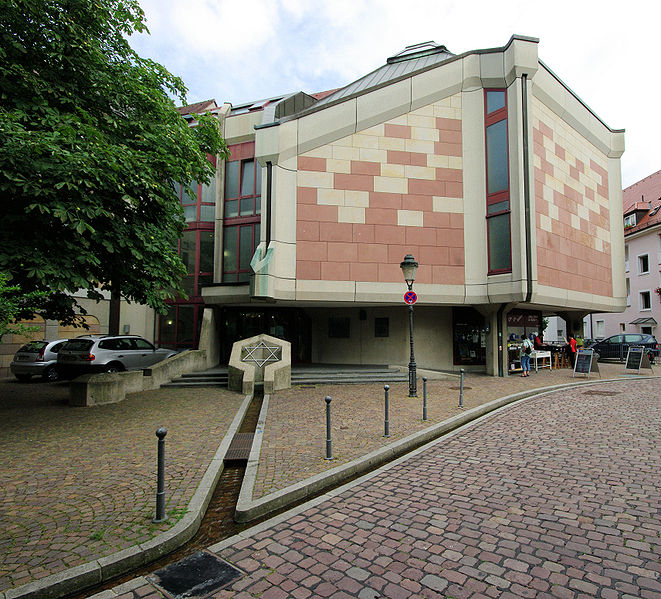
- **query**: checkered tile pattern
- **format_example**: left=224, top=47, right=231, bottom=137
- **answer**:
left=533, top=99, right=613, bottom=296
left=296, top=95, right=465, bottom=285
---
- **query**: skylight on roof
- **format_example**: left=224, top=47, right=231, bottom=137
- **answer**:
left=387, top=41, right=451, bottom=64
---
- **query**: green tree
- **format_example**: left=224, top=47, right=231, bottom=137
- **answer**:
left=0, top=0, right=227, bottom=325
left=0, top=273, right=48, bottom=340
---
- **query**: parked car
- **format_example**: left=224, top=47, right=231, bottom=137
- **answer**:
left=586, top=334, right=659, bottom=362
left=57, top=335, right=177, bottom=378
left=10, top=339, right=70, bottom=382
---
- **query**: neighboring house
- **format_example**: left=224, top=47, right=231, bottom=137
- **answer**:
left=164, top=34, right=625, bottom=377
left=0, top=290, right=155, bottom=378
left=583, top=169, right=661, bottom=340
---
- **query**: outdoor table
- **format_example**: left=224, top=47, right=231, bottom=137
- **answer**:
left=531, top=350, right=552, bottom=372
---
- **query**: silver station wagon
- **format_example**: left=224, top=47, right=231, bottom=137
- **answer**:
left=10, top=339, right=69, bottom=382
left=57, top=335, right=177, bottom=377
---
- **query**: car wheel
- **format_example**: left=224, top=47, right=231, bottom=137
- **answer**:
left=15, top=374, right=32, bottom=382
left=105, top=363, right=124, bottom=374
left=42, top=365, right=59, bottom=382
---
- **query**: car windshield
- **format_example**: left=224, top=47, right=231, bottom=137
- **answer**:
left=63, top=339, right=94, bottom=351
left=18, top=341, right=47, bottom=353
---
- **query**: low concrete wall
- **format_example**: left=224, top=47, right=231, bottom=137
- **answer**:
left=69, top=350, right=208, bottom=407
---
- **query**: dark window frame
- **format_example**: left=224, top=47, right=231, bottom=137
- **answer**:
left=374, top=317, right=389, bottom=338
left=484, top=88, right=512, bottom=274
left=223, top=143, right=262, bottom=283
left=328, top=317, right=351, bottom=339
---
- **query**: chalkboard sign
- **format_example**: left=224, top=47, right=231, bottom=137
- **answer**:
left=573, top=350, right=599, bottom=378
left=625, top=346, right=653, bottom=373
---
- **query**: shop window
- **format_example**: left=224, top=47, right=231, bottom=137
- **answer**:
left=640, top=290, right=651, bottom=310
left=223, top=144, right=262, bottom=283
left=484, top=89, right=511, bottom=274
left=374, top=317, right=389, bottom=338
left=452, top=307, right=486, bottom=365
left=328, top=317, right=350, bottom=339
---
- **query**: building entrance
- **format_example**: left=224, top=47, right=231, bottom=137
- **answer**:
left=219, top=307, right=311, bottom=364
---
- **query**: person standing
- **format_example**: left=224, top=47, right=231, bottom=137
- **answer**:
left=520, top=334, right=533, bottom=377
left=568, top=333, right=577, bottom=367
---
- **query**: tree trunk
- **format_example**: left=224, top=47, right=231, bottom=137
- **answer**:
left=109, top=286, right=121, bottom=336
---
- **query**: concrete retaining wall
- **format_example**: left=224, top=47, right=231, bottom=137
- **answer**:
left=68, top=350, right=208, bottom=407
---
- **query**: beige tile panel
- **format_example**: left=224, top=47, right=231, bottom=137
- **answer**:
left=381, top=163, right=406, bottom=178
left=359, top=148, right=387, bottom=163
left=378, top=136, right=407, bottom=151
left=411, top=127, right=439, bottom=142
left=345, top=190, right=370, bottom=208
left=405, top=165, right=436, bottom=180
left=448, top=156, right=463, bottom=169
left=397, top=210, right=424, bottom=227
left=405, top=139, right=435, bottom=154
left=427, top=154, right=450, bottom=168
left=375, top=176, right=407, bottom=194
left=327, top=158, right=351, bottom=174
left=432, top=197, right=464, bottom=213
left=406, top=114, right=436, bottom=129
left=338, top=206, right=366, bottom=224
left=332, top=145, right=361, bottom=161
left=297, top=170, right=334, bottom=189
left=317, top=188, right=345, bottom=206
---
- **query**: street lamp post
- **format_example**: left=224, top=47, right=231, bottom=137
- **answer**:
left=400, top=254, right=419, bottom=397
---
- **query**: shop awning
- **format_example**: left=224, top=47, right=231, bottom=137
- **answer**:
left=630, top=317, right=657, bottom=325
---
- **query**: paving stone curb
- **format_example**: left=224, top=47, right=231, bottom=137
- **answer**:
left=233, top=376, right=656, bottom=523
left=2, top=394, right=253, bottom=599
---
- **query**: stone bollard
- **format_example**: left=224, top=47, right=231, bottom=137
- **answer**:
left=325, top=396, right=333, bottom=460
left=422, top=376, right=428, bottom=421
left=153, top=427, right=167, bottom=523
left=384, top=385, right=390, bottom=437
left=459, top=368, right=465, bottom=408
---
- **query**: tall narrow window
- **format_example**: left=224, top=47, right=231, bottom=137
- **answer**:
left=484, top=89, right=511, bottom=273
left=223, top=143, right=262, bottom=283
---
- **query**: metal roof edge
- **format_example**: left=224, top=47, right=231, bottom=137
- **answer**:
left=277, top=36, right=542, bottom=125
left=537, top=59, right=624, bottom=134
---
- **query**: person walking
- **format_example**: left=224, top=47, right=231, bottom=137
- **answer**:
left=520, top=334, right=533, bottom=377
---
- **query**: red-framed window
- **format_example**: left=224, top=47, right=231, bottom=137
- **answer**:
left=177, top=157, right=217, bottom=224
left=223, top=142, right=262, bottom=283
left=177, top=226, right=214, bottom=298
left=158, top=303, right=204, bottom=350
left=484, top=89, right=512, bottom=274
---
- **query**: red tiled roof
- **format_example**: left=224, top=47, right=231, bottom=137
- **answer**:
left=623, top=170, right=661, bottom=235
left=309, top=88, right=341, bottom=101
left=177, top=99, right=217, bottom=116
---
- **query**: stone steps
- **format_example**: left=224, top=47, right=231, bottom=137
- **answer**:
left=162, top=366, right=407, bottom=388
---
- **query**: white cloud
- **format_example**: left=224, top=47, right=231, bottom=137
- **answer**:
left=130, top=0, right=661, bottom=187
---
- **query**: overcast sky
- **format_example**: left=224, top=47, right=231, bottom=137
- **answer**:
left=129, top=0, right=660, bottom=189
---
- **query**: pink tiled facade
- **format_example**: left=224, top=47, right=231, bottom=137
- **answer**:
left=296, top=96, right=465, bottom=285
left=533, top=99, right=612, bottom=296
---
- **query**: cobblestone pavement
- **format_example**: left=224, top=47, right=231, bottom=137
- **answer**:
left=112, top=376, right=661, bottom=599
left=0, top=380, right=245, bottom=592
left=253, top=366, right=624, bottom=499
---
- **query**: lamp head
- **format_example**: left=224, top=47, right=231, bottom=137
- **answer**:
left=400, top=254, right=418, bottom=286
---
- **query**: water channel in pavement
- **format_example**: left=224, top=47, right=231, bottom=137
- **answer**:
left=66, top=391, right=265, bottom=599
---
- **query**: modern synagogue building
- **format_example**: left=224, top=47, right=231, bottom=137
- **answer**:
left=162, top=35, right=626, bottom=376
